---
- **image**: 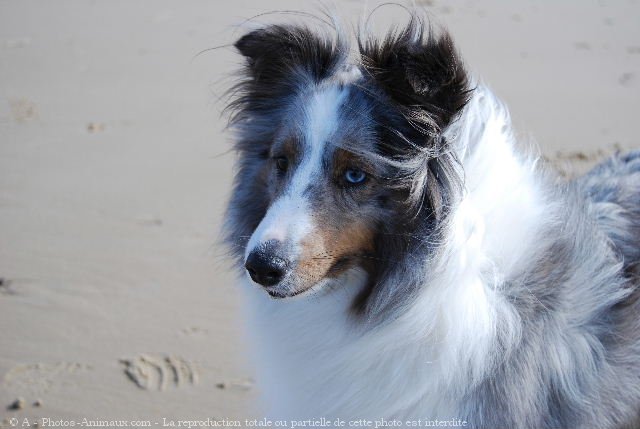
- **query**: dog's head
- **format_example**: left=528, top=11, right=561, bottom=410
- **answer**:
left=225, top=18, right=470, bottom=311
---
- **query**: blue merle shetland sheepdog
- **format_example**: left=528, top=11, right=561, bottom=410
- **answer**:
left=222, top=14, right=640, bottom=429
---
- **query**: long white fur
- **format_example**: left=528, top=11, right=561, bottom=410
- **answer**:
left=241, top=83, right=539, bottom=419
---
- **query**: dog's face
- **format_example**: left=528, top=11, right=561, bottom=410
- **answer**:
left=243, top=83, right=389, bottom=298
left=226, top=21, right=470, bottom=303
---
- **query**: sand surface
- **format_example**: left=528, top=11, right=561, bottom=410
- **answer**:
left=1, top=0, right=639, bottom=424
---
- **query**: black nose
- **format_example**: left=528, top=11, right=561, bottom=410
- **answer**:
left=245, top=246, right=288, bottom=287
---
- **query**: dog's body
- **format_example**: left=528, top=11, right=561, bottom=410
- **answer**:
left=224, top=17, right=640, bottom=429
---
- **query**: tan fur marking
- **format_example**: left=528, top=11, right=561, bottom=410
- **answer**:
left=294, top=219, right=375, bottom=292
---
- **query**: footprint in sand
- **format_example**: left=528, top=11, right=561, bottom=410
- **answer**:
left=2, top=362, right=92, bottom=395
left=215, top=378, right=254, bottom=391
left=180, top=326, right=209, bottom=336
left=619, top=72, right=635, bottom=87
left=574, top=41, right=591, bottom=51
left=8, top=98, right=38, bottom=122
left=119, top=355, right=197, bottom=391
left=0, top=278, right=17, bottom=296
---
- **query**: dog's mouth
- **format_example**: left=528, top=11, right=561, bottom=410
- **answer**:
left=261, top=256, right=363, bottom=299
left=261, top=272, right=327, bottom=299
left=265, top=287, right=309, bottom=299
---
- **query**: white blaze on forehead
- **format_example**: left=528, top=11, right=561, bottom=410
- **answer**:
left=245, top=84, right=348, bottom=261
left=297, top=84, right=348, bottom=190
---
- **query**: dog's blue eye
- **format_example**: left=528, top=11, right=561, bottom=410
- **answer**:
left=344, top=168, right=366, bottom=184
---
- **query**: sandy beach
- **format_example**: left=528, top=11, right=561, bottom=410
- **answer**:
left=1, top=0, right=638, bottom=424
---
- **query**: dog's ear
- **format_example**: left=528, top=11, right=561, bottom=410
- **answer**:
left=235, top=25, right=345, bottom=82
left=359, top=21, right=471, bottom=135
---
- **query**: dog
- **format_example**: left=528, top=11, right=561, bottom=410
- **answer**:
left=222, top=14, right=640, bottom=429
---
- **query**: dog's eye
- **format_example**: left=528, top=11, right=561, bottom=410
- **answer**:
left=344, top=168, right=366, bottom=185
left=274, top=157, right=288, bottom=173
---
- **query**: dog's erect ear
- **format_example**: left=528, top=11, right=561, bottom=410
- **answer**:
left=359, top=20, right=471, bottom=135
left=235, top=25, right=345, bottom=82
